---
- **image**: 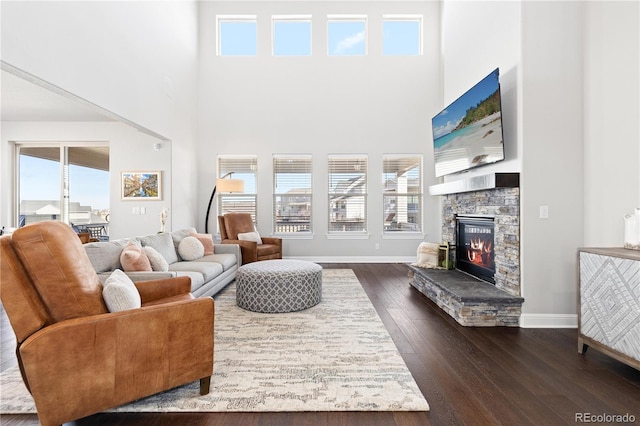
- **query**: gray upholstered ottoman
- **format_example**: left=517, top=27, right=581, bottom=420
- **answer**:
left=236, top=259, right=322, bottom=313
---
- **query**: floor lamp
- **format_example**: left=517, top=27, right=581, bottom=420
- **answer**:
left=205, top=172, right=244, bottom=233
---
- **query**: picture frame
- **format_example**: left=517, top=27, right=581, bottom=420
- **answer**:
left=121, top=171, right=162, bottom=201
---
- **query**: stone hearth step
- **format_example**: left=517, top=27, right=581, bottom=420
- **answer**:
left=408, top=265, right=524, bottom=327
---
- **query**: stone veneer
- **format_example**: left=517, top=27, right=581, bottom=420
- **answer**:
left=442, top=187, right=521, bottom=296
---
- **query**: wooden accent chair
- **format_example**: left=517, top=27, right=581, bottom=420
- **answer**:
left=218, top=213, right=282, bottom=265
left=0, top=221, right=214, bottom=426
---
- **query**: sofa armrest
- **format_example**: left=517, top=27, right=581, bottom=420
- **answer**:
left=134, top=276, right=192, bottom=303
left=221, top=239, right=257, bottom=264
left=19, top=297, right=214, bottom=426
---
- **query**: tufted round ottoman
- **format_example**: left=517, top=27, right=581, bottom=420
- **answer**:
left=236, top=259, right=322, bottom=313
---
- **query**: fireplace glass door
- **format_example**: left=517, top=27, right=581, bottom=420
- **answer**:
left=456, top=216, right=496, bottom=284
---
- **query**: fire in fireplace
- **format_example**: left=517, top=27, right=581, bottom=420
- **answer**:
left=456, top=215, right=496, bottom=284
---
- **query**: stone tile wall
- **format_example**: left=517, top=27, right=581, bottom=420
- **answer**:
left=442, top=187, right=520, bottom=296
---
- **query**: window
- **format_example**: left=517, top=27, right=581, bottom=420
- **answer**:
left=217, top=15, right=257, bottom=56
left=273, top=15, right=312, bottom=56
left=382, top=155, right=422, bottom=234
left=273, top=155, right=312, bottom=234
left=17, top=144, right=110, bottom=239
left=382, top=15, right=423, bottom=56
left=217, top=156, right=258, bottom=223
left=328, top=155, right=367, bottom=234
left=327, top=15, right=367, bottom=56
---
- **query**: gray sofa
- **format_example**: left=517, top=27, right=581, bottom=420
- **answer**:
left=83, top=228, right=240, bottom=297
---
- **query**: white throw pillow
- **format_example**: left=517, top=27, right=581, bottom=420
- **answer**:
left=178, top=236, right=205, bottom=261
left=102, top=269, right=141, bottom=312
left=412, top=242, right=440, bottom=269
left=143, top=246, right=169, bottom=272
left=237, top=231, right=263, bottom=245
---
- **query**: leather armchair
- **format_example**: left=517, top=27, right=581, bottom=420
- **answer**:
left=218, top=213, right=282, bottom=265
left=0, top=221, right=214, bottom=426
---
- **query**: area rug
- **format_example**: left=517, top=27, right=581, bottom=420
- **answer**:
left=0, top=269, right=429, bottom=413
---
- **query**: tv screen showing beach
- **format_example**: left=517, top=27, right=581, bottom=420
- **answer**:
left=432, top=68, right=505, bottom=177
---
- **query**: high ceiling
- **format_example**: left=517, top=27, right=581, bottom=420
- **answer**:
left=1, top=70, right=115, bottom=122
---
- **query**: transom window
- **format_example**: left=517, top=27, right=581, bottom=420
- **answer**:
left=328, top=155, right=367, bottom=233
left=217, top=155, right=258, bottom=224
left=273, top=155, right=312, bottom=234
left=217, top=15, right=257, bottom=56
left=382, top=15, right=423, bottom=56
left=272, top=15, right=312, bottom=56
left=382, top=155, right=422, bottom=233
left=327, top=15, right=367, bottom=56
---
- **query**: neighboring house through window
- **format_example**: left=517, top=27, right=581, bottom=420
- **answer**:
left=328, top=154, right=367, bottom=234
left=382, top=154, right=423, bottom=234
left=273, top=155, right=312, bottom=234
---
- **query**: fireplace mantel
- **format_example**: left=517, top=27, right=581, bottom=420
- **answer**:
left=429, top=172, right=519, bottom=196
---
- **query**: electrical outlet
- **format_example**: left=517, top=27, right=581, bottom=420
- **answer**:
left=375, top=243, right=380, bottom=250
left=539, top=205, right=549, bottom=219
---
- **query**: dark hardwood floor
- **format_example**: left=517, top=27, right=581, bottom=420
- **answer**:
left=2, top=263, right=639, bottom=425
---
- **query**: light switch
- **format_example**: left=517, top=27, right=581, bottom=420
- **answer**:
left=140, top=207, right=146, bottom=215
left=539, top=205, right=549, bottom=219
left=132, top=207, right=140, bottom=215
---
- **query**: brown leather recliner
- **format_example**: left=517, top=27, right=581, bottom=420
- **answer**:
left=0, top=221, right=214, bottom=426
left=218, top=213, right=282, bottom=265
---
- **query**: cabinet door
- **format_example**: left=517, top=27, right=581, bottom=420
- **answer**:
left=580, top=252, right=640, bottom=361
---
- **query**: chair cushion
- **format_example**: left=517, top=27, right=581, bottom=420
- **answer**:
left=102, top=269, right=141, bottom=312
left=223, top=213, right=255, bottom=239
left=139, top=233, right=179, bottom=264
left=10, top=221, right=108, bottom=322
left=120, top=242, right=152, bottom=272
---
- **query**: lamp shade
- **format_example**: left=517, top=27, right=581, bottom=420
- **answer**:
left=216, top=178, right=244, bottom=193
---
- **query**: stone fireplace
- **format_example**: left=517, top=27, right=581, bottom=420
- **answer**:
left=407, top=173, right=523, bottom=327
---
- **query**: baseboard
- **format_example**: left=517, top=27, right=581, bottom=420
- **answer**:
left=285, top=256, right=415, bottom=264
left=519, top=313, right=578, bottom=328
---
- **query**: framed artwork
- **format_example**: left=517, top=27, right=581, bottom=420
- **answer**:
left=121, top=171, right=162, bottom=200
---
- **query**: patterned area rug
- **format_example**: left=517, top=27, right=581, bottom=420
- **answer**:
left=0, top=269, right=429, bottom=413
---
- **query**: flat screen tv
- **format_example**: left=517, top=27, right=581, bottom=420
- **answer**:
left=432, top=68, right=505, bottom=178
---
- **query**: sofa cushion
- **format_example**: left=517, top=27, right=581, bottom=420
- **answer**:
left=194, top=253, right=237, bottom=271
left=84, top=239, right=131, bottom=273
left=102, top=269, right=141, bottom=312
left=178, top=236, right=204, bottom=261
left=120, top=242, right=152, bottom=272
left=169, top=261, right=223, bottom=284
left=190, top=232, right=214, bottom=255
left=143, top=246, right=169, bottom=272
left=170, top=270, right=205, bottom=292
left=139, top=233, right=178, bottom=264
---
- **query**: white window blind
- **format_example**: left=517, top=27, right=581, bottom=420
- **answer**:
left=328, top=155, right=367, bottom=233
left=273, top=155, right=312, bottom=234
left=382, top=155, right=422, bottom=233
left=217, top=156, right=257, bottom=222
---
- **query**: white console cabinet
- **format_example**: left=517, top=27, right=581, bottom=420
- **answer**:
left=578, top=248, right=640, bottom=370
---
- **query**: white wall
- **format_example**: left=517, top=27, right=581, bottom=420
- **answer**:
left=583, top=1, right=640, bottom=246
left=442, top=0, right=640, bottom=327
left=1, top=121, right=173, bottom=239
left=197, top=1, right=441, bottom=260
left=0, top=1, right=199, bottom=231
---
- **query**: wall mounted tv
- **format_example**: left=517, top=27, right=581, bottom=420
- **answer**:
left=432, top=68, right=505, bottom=178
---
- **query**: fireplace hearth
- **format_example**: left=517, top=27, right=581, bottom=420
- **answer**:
left=456, top=215, right=496, bottom=284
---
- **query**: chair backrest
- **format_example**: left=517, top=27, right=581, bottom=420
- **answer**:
left=219, top=213, right=254, bottom=240
left=1, top=221, right=107, bottom=341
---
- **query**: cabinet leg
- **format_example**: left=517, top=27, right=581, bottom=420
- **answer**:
left=578, top=337, right=589, bottom=354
